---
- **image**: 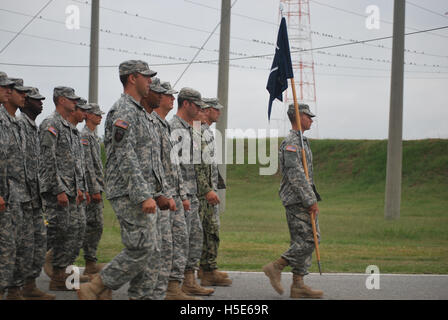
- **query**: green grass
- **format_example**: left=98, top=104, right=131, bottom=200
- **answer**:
left=79, top=139, right=448, bottom=274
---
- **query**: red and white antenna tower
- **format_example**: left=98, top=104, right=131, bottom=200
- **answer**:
left=280, top=0, right=319, bottom=138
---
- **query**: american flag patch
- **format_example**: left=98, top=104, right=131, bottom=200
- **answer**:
left=285, top=145, right=297, bottom=152
left=80, top=138, right=88, bottom=145
left=114, top=119, right=129, bottom=129
left=48, top=126, right=58, bottom=136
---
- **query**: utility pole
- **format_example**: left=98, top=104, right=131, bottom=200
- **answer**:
left=88, top=0, right=99, bottom=103
left=216, top=0, right=231, bottom=213
left=385, top=0, right=405, bottom=220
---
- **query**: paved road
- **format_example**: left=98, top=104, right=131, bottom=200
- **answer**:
left=36, top=270, right=448, bottom=300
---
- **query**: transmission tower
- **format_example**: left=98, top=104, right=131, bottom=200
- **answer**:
left=279, top=0, right=319, bottom=138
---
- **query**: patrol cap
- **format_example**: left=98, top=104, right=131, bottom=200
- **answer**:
left=9, top=78, right=32, bottom=92
left=27, top=87, right=46, bottom=100
left=76, top=98, right=91, bottom=110
left=0, top=71, right=14, bottom=87
left=149, top=77, right=166, bottom=93
left=202, top=97, right=223, bottom=110
left=178, top=87, right=206, bottom=107
left=86, top=103, right=105, bottom=116
left=54, top=86, right=81, bottom=101
left=287, top=103, right=315, bottom=118
left=160, top=81, right=178, bottom=95
left=119, top=60, right=157, bottom=77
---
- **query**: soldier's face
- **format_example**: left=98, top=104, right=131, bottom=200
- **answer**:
left=25, top=97, right=43, bottom=115
left=300, top=114, right=313, bottom=131
left=10, top=89, right=26, bottom=107
left=0, top=85, right=12, bottom=103
left=63, top=97, right=77, bottom=112
left=87, top=113, right=102, bottom=125
left=188, top=101, right=201, bottom=119
left=208, top=108, right=220, bottom=124
left=160, top=94, right=174, bottom=111
left=135, top=73, right=152, bottom=98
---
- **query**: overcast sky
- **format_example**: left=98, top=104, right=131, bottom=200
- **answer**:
left=1, top=0, right=447, bottom=139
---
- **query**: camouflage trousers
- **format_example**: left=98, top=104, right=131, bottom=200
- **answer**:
left=0, top=202, right=34, bottom=289
left=100, top=196, right=160, bottom=300
left=185, top=194, right=203, bottom=272
left=281, top=203, right=320, bottom=276
left=168, top=196, right=188, bottom=282
left=146, top=207, right=171, bottom=300
left=27, top=201, right=47, bottom=280
left=199, top=197, right=220, bottom=271
left=42, top=194, right=86, bottom=268
left=82, top=200, right=104, bottom=262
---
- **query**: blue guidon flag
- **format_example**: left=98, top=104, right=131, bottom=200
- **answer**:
left=266, top=17, right=294, bottom=121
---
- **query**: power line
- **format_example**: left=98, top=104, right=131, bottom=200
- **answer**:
left=0, top=0, right=53, bottom=54
left=406, top=0, right=448, bottom=20
left=309, top=0, right=448, bottom=39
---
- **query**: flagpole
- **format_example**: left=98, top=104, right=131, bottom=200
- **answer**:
left=290, top=77, right=322, bottom=275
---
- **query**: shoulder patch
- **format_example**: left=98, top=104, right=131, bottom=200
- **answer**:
left=114, top=119, right=129, bottom=130
left=48, top=126, right=58, bottom=136
left=80, top=138, right=88, bottom=146
left=285, top=145, right=297, bottom=152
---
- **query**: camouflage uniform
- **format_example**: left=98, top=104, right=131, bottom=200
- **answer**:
left=0, top=105, right=34, bottom=289
left=101, top=93, right=164, bottom=300
left=195, top=123, right=221, bottom=271
left=39, top=109, right=87, bottom=269
left=80, top=125, right=104, bottom=263
left=279, top=129, right=320, bottom=276
left=149, top=111, right=189, bottom=299
left=169, top=114, right=204, bottom=275
left=17, top=113, right=47, bottom=281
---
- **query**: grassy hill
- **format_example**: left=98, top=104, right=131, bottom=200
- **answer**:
left=93, top=139, right=448, bottom=274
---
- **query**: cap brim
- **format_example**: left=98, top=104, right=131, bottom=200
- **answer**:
left=0, top=79, right=15, bottom=86
left=28, top=95, right=46, bottom=100
left=139, top=70, right=157, bottom=77
left=15, top=86, right=33, bottom=93
left=164, top=89, right=178, bottom=95
left=67, top=95, right=81, bottom=100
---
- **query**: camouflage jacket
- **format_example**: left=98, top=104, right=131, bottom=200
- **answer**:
left=0, top=106, right=30, bottom=203
left=168, top=115, right=199, bottom=196
left=39, top=111, right=86, bottom=197
left=17, top=113, right=41, bottom=207
left=152, top=111, right=187, bottom=200
left=279, top=130, right=317, bottom=207
left=104, top=94, right=164, bottom=204
left=81, top=125, right=104, bottom=195
left=194, top=123, right=218, bottom=197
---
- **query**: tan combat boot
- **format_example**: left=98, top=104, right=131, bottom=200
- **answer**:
left=262, top=257, right=288, bottom=295
left=182, top=270, right=214, bottom=296
left=290, top=274, right=323, bottom=299
left=77, top=274, right=112, bottom=300
left=49, top=267, right=91, bottom=291
left=5, top=287, right=25, bottom=300
left=83, top=259, right=107, bottom=276
left=23, top=278, right=56, bottom=300
left=44, top=249, right=53, bottom=278
left=201, top=270, right=233, bottom=287
left=165, top=280, right=202, bottom=300
left=198, top=267, right=228, bottom=280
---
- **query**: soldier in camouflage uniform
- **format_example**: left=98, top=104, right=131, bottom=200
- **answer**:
left=78, top=60, right=165, bottom=300
left=195, top=98, right=232, bottom=287
left=169, top=88, right=221, bottom=296
left=0, top=78, right=34, bottom=300
left=0, top=72, right=14, bottom=300
left=80, top=103, right=107, bottom=276
left=16, top=87, right=56, bottom=300
left=39, top=86, right=90, bottom=291
left=263, top=103, right=323, bottom=299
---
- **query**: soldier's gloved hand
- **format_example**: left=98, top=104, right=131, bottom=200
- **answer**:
left=168, top=198, right=177, bottom=211
left=76, top=189, right=84, bottom=205
left=142, top=198, right=157, bottom=214
left=205, top=191, right=220, bottom=205
left=85, top=192, right=91, bottom=205
left=92, top=193, right=102, bottom=203
left=57, top=192, right=69, bottom=207
left=307, top=203, right=319, bottom=217
left=155, top=195, right=170, bottom=210
left=182, top=199, right=190, bottom=212
left=0, top=196, right=6, bottom=212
